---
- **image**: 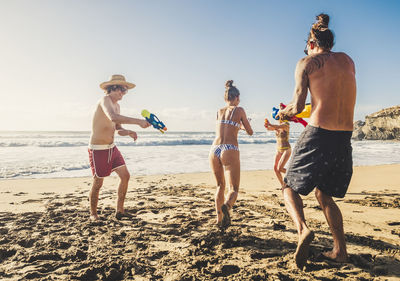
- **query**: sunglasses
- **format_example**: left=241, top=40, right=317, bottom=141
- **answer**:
left=304, top=40, right=315, bottom=55
left=304, top=43, right=308, bottom=55
left=111, top=85, right=128, bottom=93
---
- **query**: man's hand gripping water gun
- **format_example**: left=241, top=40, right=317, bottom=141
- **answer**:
left=271, top=103, right=311, bottom=127
left=141, top=110, right=167, bottom=133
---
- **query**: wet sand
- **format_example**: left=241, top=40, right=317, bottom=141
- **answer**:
left=0, top=164, right=399, bottom=280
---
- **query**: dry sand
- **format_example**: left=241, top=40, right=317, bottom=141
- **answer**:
left=0, top=165, right=399, bottom=280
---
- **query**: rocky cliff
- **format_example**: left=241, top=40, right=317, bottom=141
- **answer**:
left=352, top=105, right=400, bottom=140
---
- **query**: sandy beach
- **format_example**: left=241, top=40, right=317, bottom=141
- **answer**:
left=0, top=165, right=399, bottom=280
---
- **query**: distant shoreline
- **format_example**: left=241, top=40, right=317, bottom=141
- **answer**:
left=1, top=163, right=399, bottom=185
left=1, top=163, right=400, bottom=181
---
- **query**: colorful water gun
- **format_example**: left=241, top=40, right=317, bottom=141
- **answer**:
left=271, top=103, right=311, bottom=127
left=141, top=110, right=167, bottom=133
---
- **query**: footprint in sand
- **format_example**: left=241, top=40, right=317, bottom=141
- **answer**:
left=391, top=229, right=400, bottom=237
left=0, top=248, right=17, bottom=262
left=17, top=238, right=37, bottom=248
left=13, top=192, right=27, bottom=196
left=213, top=264, right=240, bottom=277
left=0, top=228, right=8, bottom=235
left=250, top=250, right=282, bottom=260
left=39, top=192, right=55, bottom=195
left=201, top=209, right=214, bottom=215
left=21, top=199, right=42, bottom=204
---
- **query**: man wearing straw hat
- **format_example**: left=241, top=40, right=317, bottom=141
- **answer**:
left=88, top=74, right=150, bottom=221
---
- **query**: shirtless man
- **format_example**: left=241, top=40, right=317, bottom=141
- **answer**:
left=88, top=74, right=150, bottom=221
left=278, top=14, right=356, bottom=269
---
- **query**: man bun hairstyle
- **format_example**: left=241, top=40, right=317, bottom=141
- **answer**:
left=224, top=80, right=240, bottom=101
left=313, top=13, right=329, bottom=29
left=308, top=13, right=334, bottom=50
left=225, top=80, right=233, bottom=88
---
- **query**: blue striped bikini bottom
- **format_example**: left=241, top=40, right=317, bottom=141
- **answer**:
left=210, top=144, right=239, bottom=159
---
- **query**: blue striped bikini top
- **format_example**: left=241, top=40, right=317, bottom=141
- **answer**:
left=219, top=107, right=241, bottom=128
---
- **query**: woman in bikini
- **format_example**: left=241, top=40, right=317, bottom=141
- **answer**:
left=210, top=80, right=253, bottom=228
left=265, top=113, right=291, bottom=188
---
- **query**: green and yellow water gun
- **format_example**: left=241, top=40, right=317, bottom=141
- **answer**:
left=141, top=110, right=167, bottom=133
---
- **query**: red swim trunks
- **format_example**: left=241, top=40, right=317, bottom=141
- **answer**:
left=88, top=144, right=126, bottom=178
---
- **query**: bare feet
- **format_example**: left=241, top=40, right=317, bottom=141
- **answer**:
left=216, top=216, right=223, bottom=227
left=216, top=209, right=223, bottom=225
left=90, top=214, right=100, bottom=222
left=221, top=204, right=231, bottom=228
left=278, top=185, right=286, bottom=191
left=295, top=229, right=315, bottom=269
left=322, top=250, right=348, bottom=263
left=115, top=211, right=133, bottom=220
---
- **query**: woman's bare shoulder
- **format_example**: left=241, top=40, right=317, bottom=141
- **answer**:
left=235, top=106, right=246, bottom=114
left=217, top=107, right=227, bottom=118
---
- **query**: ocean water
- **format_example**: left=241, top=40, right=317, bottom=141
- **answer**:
left=1, top=131, right=400, bottom=179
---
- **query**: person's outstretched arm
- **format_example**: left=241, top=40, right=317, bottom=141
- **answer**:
left=265, top=118, right=287, bottom=131
left=279, top=58, right=309, bottom=120
left=100, top=96, right=150, bottom=128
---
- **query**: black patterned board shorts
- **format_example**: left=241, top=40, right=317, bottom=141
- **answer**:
left=284, top=125, right=353, bottom=198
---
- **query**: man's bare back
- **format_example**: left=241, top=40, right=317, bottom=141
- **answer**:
left=297, top=52, right=356, bottom=131
left=279, top=13, right=356, bottom=268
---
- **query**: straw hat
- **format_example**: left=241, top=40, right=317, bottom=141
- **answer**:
left=99, top=74, right=136, bottom=90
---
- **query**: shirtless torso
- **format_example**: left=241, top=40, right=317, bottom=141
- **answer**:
left=280, top=14, right=356, bottom=268
left=90, top=96, right=120, bottom=145
left=281, top=51, right=356, bottom=131
left=88, top=81, right=150, bottom=221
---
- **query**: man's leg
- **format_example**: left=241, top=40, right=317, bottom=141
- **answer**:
left=283, top=186, right=314, bottom=269
left=114, top=165, right=130, bottom=214
left=315, top=188, right=348, bottom=262
left=89, top=176, right=104, bottom=221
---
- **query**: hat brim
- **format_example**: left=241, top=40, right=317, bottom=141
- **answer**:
left=100, top=81, right=136, bottom=90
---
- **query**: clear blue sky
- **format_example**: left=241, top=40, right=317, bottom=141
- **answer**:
left=1, top=0, right=399, bottom=131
